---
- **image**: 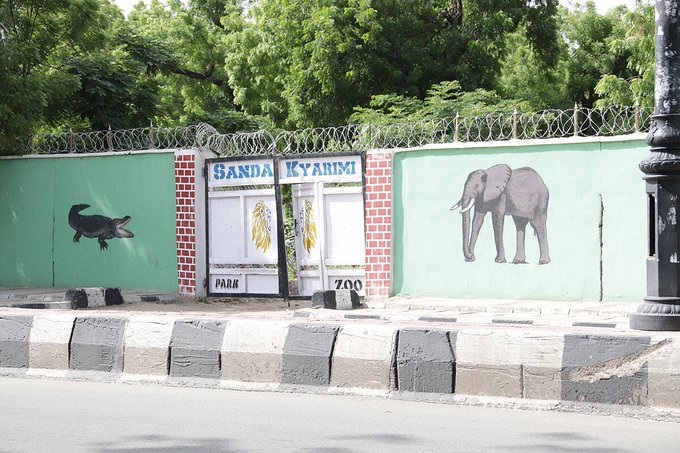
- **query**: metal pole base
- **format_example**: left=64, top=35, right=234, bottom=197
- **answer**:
left=629, top=301, right=680, bottom=331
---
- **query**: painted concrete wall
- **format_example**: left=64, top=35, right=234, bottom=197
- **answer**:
left=392, top=136, right=647, bottom=302
left=0, top=152, right=178, bottom=291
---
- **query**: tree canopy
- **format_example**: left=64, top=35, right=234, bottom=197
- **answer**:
left=0, top=0, right=656, bottom=155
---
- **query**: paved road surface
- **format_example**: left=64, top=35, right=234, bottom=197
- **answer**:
left=1, top=377, right=678, bottom=452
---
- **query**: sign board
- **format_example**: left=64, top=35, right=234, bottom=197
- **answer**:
left=279, top=155, right=362, bottom=184
left=208, top=159, right=275, bottom=187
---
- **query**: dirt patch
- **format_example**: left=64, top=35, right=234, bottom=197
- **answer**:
left=96, top=297, right=312, bottom=313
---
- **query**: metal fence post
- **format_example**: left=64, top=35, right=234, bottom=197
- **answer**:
left=149, top=121, right=156, bottom=149
left=68, top=129, right=74, bottom=153
left=107, top=125, right=113, bottom=151
left=454, top=112, right=460, bottom=142
left=512, top=108, right=518, bottom=140
left=573, top=103, right=580, bottom=137
left=634, top=102, right=641, bottom=133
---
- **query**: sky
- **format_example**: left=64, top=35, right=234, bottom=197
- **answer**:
left=112, top=0, right=642, bottom=16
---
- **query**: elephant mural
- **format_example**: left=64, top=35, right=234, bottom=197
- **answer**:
left=451, top=164, right=550, bottom=264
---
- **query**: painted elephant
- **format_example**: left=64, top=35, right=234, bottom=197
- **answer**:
left=451, top=164, right=550, bottom=264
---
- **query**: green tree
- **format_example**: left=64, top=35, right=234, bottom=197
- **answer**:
left=226, top=0, right=560, bottom=129
left=595, top=1, right=654, bottom=108
left=0, top=0, right=102, bottom=154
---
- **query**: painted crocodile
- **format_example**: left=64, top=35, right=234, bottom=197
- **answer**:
left=68, top=204, right=134, bottom=251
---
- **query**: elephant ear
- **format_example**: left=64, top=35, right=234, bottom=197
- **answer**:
left=482, top=164, right=512, bottom=203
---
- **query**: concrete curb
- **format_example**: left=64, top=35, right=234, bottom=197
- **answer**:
left=0, top=287, right=177, bottom=310
left=2, top=312, right=680, bottom=411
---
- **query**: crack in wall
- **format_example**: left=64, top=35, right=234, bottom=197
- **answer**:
left=568, top=339, right=671, bottom=383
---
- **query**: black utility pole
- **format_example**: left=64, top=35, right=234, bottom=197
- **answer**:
left=631, top=1, right=680, bottom=330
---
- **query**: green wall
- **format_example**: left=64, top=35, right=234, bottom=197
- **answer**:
left=393, top=137, right=647, bottom=302
left=0, top=152, right=178, bottom=291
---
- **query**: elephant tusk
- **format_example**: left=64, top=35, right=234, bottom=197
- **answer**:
left=450, top=201, right=461, bottom=211
left=460, top=199, right=475, bottom=213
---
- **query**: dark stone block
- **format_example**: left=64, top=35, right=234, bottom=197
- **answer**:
left=0, top=316, right=33, bottom=368
left=396, top=329, right=456, bottom=393
left=311, top=290, right=361, bottom=310
left=561, top=335, right=651, bottom=405
left=104, top=288, right=124, bottom=306
left=169, top=320, right=226, bottom=378
left=67, top=289, right=89, bottom=309
left=282, top=324, right=339, bottom=386
left=69, top=317, right=126, bottom=372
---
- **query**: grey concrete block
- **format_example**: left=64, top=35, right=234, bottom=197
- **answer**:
left=396, top=329, right=455, bottom=393
left=69, top=317, right=126, bottom=372
left=455, top=364, right=522, bottom=398
left=0, top=316, right=33, bottom=368
left=523, top=366, right=563, bottom=400
left=170, top=320, right=226, bottom=378
left=311, top=290, right=361, bottom=310
left=561, top=335, right=651, bottom=405
left=282, top=324, right=339, bottom=385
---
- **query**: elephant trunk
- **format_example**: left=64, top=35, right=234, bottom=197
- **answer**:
left=462, top=208, right=471, bottom=259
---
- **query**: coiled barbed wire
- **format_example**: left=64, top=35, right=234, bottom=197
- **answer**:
left=30, top=106, right=651, bottom=156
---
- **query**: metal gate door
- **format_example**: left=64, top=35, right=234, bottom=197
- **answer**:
left=281, top=153, right=365, bottom=296
left=292, top=182, right=365, bottom=296
left=206, top=158, right=283, bottom=296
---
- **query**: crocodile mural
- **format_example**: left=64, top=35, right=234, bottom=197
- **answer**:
left=68, top=204, right=134, bottom=251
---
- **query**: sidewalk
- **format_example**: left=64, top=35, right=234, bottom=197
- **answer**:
left=2, top=287, right=680, bottom=417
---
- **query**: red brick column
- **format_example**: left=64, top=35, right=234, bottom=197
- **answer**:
left=364, top=149, right=393, bottom=298
left=174, top=150, right=196, bottom=297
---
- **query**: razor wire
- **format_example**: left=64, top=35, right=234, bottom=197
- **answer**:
left=30, top=106, right=652, bottom=156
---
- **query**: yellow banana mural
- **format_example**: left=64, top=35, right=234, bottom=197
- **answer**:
left=251, top=200, right=272, bottom=253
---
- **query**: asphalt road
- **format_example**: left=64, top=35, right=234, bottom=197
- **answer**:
left=1, top=377, right=678, bottom=452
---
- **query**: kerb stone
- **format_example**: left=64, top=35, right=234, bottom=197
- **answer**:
left=282, top=324, right=339, bottom=386
left=562, top=334, right=651, bottom=405
left=69, top=317, right=126, bottom=372
left=221, top=320, right=290, bottom=383
left=170, top=320, right=226, bottom=379
left=0, top=316, right=33, bottom=368
left=124, top=317, right=174, bottom=375
left=29, top=313, right=77, bottom=370
left=455, top=331, right=564, bottom=399
left=311, top=290, right=361, bottom=310
left=331, top=325, right=396, bottom=389
left=396, top=329, right=455, bottom=393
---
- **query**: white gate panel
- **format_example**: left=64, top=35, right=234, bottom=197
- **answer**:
left=323, top=187, right=365, bottom=265
left=292, top=180, right=365, bottom=297
left=209, top=190, right=278, bottom=264
left=207, top=157, right=280, bottom=296
left=209, top=196, right=243, bottom=261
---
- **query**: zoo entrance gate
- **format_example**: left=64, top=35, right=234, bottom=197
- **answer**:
left=205, top=152, right=369, bottom=298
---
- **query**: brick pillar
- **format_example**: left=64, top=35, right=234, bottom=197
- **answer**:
left=174, top=150, right=197, bottom=297
left=364, top=149, right=393, bottom=298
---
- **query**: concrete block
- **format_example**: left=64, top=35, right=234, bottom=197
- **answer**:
left=455, top=364, right=522, bottom=398
left=0, top=316, right=33, bottom=368
left=396, top=329, right=455, bottom=393
left=642, top=336, right=680, bottom=408
left=523, top=366, right=563, bottom=400
left=170, top=320, right=226, bottom=378
left=124, top=317, right=174, bottom=375
left=561, top=334, right=651, bottom=405
left=221, top=320, right=290, bottom=382
left=331, top=325, right=396, bottom=389
left=29, top=313, right=77, bottom=369
left=69, top=317, right=126, bottom=372
left=311, top=290, right=361, bottom=309
left=282, top=324, right=339, bottom=386
left=455, top=331, right=565, bottom=368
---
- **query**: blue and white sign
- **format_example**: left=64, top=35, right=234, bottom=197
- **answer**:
left=209, top=159, right=275, bottom=187
left=279, top=155, right=362, bottom=184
